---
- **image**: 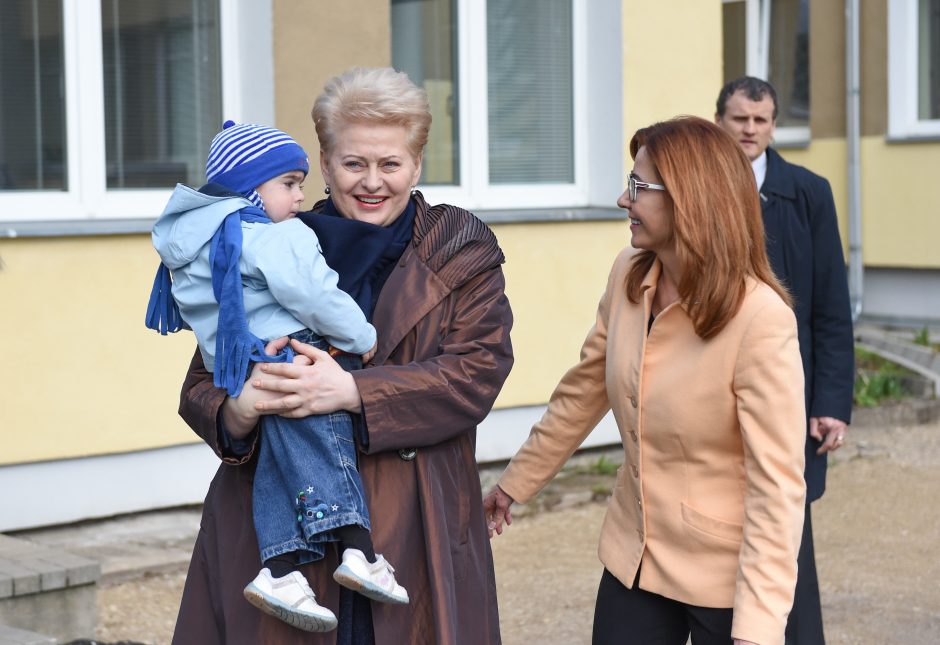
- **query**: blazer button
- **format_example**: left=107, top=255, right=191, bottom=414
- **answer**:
left=398, top=448, right=417, bottom=461
left=636, top=497, right=642, bottom=508
left=630, top=396, right=637, bottom=408
left=630, top=430, right=638, bottom=442
left=631, top=464, right=639, bottom=478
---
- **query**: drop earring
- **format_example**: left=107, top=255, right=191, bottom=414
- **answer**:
left=410, top=185, right=417, bottom=196
left=324, top=186, right=331, bottom=195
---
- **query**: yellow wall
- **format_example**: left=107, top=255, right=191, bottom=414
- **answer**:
left=272, top=0, right=391, bottom=202
left=781, top=137, right=940, bottom=268
left=494, top=221, right=631, bottom=408
left=0, top=221, right=631, bottom=464
left=622, top=1, right=723, bottom=138
left=0, top=235, right=198, bottom=465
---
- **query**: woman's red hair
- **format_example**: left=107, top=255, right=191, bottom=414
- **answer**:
left=625, top=116, right=790, bottom=338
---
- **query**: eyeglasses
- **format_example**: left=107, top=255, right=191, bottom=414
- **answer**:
left=628, top=174, right=666, bottom=201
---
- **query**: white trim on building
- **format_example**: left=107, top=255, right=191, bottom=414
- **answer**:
left=888, top=0, right=940, bottom=139
left=0, top=406, right=622, bottom=532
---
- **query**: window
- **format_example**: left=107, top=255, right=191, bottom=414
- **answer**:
left=0, top=0, right=267, bottom=224
left=889, top=0, right=940, bottom=138
left=101, top=0, right=221, bottom=189
left=721, top=0, right=810, bottom=143
left=391, top=0, right=621, bottom=211
left=0, top=0, right=67, bottom=192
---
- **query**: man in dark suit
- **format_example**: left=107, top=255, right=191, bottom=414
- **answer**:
left=716, top=77, right=855, bottom=645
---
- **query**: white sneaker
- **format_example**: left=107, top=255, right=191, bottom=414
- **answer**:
left=333, top=549, right=410, bottom=605
left=243, top=568, right=338, bottom=632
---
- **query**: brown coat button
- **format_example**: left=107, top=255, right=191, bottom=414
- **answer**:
left=398, top=448, right=417, bottom=461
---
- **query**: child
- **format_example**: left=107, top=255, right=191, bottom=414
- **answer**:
left=146, top=121, right=408, bottom=633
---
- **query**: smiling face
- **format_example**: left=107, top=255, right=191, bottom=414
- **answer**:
left=715, top=90, right=776, bottom=162
left=320, top=123, right=423, bottom=227
left=617, top=146, right=675, bottom=255
left=255, top=170, right=306, bottom=222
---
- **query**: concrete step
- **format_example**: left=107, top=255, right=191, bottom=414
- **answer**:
left=0, top=535, right=100, bottom=643
left=0, top=624, right=56, bottom=644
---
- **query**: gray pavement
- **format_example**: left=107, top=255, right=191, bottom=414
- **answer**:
left=10, top=509, right=201, bottom=583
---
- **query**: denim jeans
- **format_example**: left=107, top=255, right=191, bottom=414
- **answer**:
left=252, top=330, right=371, bottom=565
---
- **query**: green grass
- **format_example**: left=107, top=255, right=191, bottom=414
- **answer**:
left=568, top=454, right=620, bottom=477
left=854, top=347, right=918, bottom=407
left=912, top=327, right=940, bottom=352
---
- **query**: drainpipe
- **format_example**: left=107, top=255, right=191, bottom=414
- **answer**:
left=846, top=0, right=863, bottom=322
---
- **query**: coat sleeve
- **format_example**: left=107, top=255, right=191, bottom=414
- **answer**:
left=252, top=221, right=376, bottom=355
left=497, top=251, right=626, bottom=504
left=806, top=176, right=855, bottom=423
left=178, top=347, right=258, bottom=464
left=731, top=299, right=807, bottom=645
left=351, top=267, right=513, bottom=454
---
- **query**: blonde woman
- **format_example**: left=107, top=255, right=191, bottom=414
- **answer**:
left=174, top=68, right=513, bottom=645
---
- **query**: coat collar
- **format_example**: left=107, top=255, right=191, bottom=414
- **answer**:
left=760, top=147, right=797, bottom=201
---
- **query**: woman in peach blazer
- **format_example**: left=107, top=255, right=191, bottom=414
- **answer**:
left=485, top=117, right=806, bottom=645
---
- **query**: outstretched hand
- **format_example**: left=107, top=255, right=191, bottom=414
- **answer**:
left=251, top=338, right=362, bottom=417
left=482, top=485, right=515, bottom=538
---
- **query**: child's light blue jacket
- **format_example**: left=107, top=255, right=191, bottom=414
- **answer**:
left=151, top=184, right=376, bottom=371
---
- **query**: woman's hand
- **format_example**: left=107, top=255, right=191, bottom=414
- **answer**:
left=220, top=337, right=308, bottom=438
left=482, top=485, right=515, bottom=538
left=252, top=338, right=363, bottom=417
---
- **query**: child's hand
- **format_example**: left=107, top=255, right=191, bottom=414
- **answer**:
left=361, top=341, right=378, bottom=365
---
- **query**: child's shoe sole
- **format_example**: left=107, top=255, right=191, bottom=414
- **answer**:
left=333, top=563, right=410, bottom=605
left=244, top=582, right=338, bottom=632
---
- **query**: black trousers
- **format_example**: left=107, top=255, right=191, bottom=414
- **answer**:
left=593, top=569, right=733, bottom=644
left=785, top=503, right=825, bottom=644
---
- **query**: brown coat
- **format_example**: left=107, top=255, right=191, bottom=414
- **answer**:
left=499, top=252, right=805, bottom=645
left=172, top=194, right=513, bottom=645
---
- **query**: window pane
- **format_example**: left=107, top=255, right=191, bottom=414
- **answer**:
left=391, top=0, right=459, bottom=186
left=722, top=2, right=747, bottom=84
left=487, top=0, right=573, bottom=184
left=768, top=0, right=809, bottom=128
left=920, top=0, right=940, bottom=120
left=102, top=0, right=221, bottom=189
left=0, top=0, right=67, bottom=191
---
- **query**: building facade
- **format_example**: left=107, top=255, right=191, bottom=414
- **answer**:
left=1, top=0, right=937, bottom=530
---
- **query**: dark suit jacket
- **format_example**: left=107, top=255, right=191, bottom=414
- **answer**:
left=761, top=147, right=855, bottom=502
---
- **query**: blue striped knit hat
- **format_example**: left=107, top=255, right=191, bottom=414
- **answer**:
left=205, top=120, right=309, bottom=209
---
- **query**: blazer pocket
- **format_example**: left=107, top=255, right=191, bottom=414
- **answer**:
left=681, top=502, right=743, bottom=543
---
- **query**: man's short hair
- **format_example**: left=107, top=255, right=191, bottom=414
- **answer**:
left=716, top=76, right=779, bottom=120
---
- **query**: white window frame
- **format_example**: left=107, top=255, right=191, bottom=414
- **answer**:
left=0, top=0, right=272, bottom=224
left=420, top=0, right=612, bottom=211
left=888, top=0, right=940, bottom=138
left=723, top=0, right=811, bottom=145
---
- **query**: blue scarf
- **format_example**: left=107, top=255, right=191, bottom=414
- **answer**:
left=299, top=197, right=416, bottom=320
left=145, top=202, right=295, bottom=397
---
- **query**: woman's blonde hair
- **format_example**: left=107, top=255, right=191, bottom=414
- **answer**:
left=312, top=67, right=431, bottom=160
left=624, top=116, right=790, bottom=339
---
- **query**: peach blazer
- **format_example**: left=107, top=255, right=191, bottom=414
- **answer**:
left=499, top=250, right=806, bottom=645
